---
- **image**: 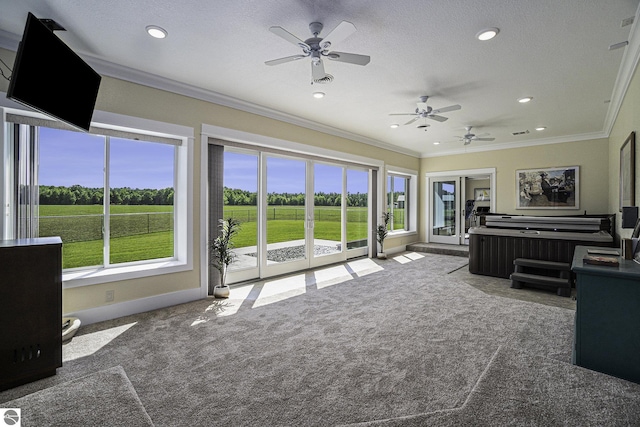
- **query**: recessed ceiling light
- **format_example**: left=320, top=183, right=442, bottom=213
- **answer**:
left=518, top=97, right=533, bottom=103
left=146, top=25, right=167, bottom=39
left=476, top=28, right=500, bottom=41
left=433, top=141, right=440, bottom=145
left=535, top=126, right=546, bottom=131
left=312, top=92, right=325, bottom=99
left=390, top=124, right=399, bottom=129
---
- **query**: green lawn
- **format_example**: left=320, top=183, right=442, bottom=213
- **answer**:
left=40, top=204, right=373, bottom=269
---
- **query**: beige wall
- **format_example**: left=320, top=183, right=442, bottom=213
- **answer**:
left=0, top=47, right=418, bottom=315
left=419, top=139, right=610, bottom=239
left=609, top=63, right=640, bottom=243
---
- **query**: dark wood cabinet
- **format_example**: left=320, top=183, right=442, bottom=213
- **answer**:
left=0, top=237, right=62, bottom=391
left=572, top=245, right=640, bottom=384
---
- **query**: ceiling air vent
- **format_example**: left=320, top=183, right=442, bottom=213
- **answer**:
left=313, top=74, right=334, bottom=84
left=512, top=130, right=530, bottom=136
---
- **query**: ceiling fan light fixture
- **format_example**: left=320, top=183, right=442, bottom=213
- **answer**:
left=518, top=96, right=533, bottom=103
left=312, top=92, right=325, bottom=99
left=146, top=25, right=167, bottom=39
left=476, top=28, right=499, bottom=41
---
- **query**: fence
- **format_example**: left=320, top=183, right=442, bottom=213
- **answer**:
left=223, top=207, right=370, bottom=223
left=38, top=212, right=174, bottom=242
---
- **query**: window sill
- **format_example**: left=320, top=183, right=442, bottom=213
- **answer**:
left=387, top=230, right=417, bottom=238
left=63, top=259, right=191, bottom=289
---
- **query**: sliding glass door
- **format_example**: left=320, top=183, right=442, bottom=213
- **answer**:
left=222, top=148, right=371, bottom=283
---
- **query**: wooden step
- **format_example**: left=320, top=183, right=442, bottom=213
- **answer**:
left=509, top=272, right=572, bottom=297
left=510, top=272, right=568, bottom=286
left=513, top=258, right=571, bottom=271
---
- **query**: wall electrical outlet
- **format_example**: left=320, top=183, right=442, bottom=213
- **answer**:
left=105, top=290, right=115, bottom=302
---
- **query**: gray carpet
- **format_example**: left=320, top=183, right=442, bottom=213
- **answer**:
left=3, top=366, right=153, bottom=426
left=1, top=252, right=639, bottom=426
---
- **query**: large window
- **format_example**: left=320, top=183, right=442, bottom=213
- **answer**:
left=4, top=115, right=188, bottom=275
left=387, top=174, right=408, bottom=231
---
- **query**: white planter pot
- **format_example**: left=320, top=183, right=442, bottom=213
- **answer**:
left=377, top=252, right=387, bottom=259
left=213, top=285, right=230, bottom=299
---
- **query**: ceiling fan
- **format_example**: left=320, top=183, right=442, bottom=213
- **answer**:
left=265, top=21, right=370, bottom=83
left=389, top=96, right=461, bottom=126
left=456, top=126, right=495, bottom=145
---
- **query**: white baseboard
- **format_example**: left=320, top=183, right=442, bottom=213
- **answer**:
left=385, top=245, right=406, bottom=256
left=64, top=288, right=203, bottom=326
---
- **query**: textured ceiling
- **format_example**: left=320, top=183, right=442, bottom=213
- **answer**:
left=0, top=0, right=638, bottom=157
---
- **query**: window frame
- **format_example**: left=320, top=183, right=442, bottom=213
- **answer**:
left=386, top=166, right=417, bottom=235
left=1, top=106, right=194, bottom=288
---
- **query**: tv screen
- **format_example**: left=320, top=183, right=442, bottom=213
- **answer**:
left=7, top=12, right=101, bottom=132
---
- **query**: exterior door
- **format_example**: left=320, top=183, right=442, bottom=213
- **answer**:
left=223, top=149, right=372, bottom=284
left=429, top=177, right=460, bottom=244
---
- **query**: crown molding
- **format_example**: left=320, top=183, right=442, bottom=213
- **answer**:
left=86, top=57, right=420, bottom=159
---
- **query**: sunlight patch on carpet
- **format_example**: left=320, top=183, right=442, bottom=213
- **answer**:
left=63, top=323, right=137, bottom=361
left=404, top=251, right=425, bottom=260
left=253, top=273, right=307, bottom=308
left=347, top=258, right=384, bottom=276
left=392, top=254, right=412, bottom=264
left=315, top=264, right=353, bottom=289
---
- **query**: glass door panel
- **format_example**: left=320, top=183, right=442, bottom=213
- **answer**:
left=264, top=156, right=308, bottom=276
left=346, top=169, right=368, bottom=252
left=223, top=151, right=258, bottom=272
left=430, top=179, right=460, bottom=244
left=312, top=163, right=344, bottom=265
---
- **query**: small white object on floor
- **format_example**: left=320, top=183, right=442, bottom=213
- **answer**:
left=62, top=316, right=81, bottom=342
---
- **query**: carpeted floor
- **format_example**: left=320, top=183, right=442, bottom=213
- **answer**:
left=3, top=366, right=153, bottom=426
left=1, top=252, right=639, bottom=426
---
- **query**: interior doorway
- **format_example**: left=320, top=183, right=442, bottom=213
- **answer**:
left=426, top=168, right=496, bottom=246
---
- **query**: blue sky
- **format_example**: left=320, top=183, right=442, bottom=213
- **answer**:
left=39, top=127, right=174, bottom=189
left=37, top=128, right=368, bottom=193
left=224, top=152, right=368, bottom=193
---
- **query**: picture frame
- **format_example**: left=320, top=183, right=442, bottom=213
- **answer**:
left=516, top=166, right=579, bottom=209
left=474, top=188, right=490, bottom=201
left=619, top=131, right=635, bottom=212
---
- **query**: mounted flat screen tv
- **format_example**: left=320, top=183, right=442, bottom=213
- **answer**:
left=7, top=12, right=101, bottom=132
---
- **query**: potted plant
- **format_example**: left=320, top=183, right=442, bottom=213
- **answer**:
left=377, top=212, right=391, bottom=259
left=210, top=217, right=241, bottom=298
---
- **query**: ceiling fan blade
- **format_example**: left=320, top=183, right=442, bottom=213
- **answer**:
left=427, top=115, right=448, bottom=122
left=320, top=21, right=357, bottom=50
left=269, top=26, right=310, bottom=50
left=389, top=113, right=416, bottom=116
left=475, top=133, right=490, bottom=138
left=265, top=54, right=308, bottom=66
left=404, top=117, right=419, bottom=125
left=311, top=58, right=326, bottom=81
left=326, top=51, right=370, bottom=66
left=432, top=104, right=461, bottom=114
left=474, top=137, right=495, bottom=141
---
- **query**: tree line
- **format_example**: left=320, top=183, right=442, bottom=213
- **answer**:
left=224, top=187, right=368, bottom=207
left=39, top=185, right=174, bottom=205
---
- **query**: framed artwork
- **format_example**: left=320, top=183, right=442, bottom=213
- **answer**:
left=516, top=166, right=579, bottom=209
left=474, top=188, right=490, bottom=201
left=619, top=131, right=635, bottom=212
